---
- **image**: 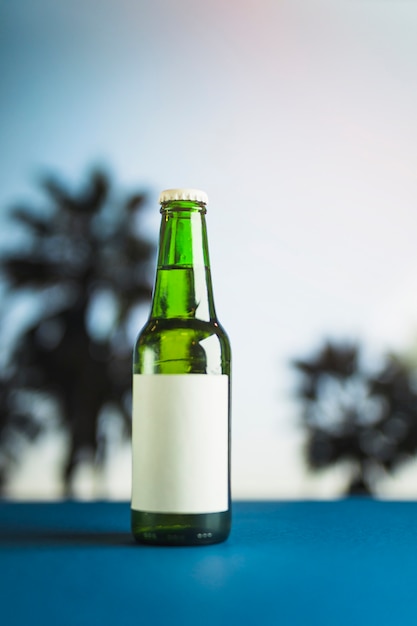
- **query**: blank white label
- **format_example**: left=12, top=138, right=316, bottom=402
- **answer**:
left=131, top=374, right=229, bottom=514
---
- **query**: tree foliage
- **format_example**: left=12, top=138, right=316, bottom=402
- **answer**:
left=0, top=169, right=154, bottom=494
left=294, top=341, right=417, bottom=495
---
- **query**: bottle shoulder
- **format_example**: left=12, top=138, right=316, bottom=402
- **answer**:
left=137, top=317, right=230, bottom=342
left=134, top=317, right=231, bottom=375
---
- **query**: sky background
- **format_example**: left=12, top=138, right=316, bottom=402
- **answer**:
left=1, top=0, right=417, bottom=499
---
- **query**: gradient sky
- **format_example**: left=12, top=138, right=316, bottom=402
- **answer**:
left=2, top=0, right=417, bottom=497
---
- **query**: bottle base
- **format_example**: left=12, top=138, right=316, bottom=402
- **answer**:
left=131, top=508, right=231, bottom=546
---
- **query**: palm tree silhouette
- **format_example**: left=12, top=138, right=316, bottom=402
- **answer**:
left=293, top=341, right=417, bottom=495
left=0, top=169, right=154, bottom=494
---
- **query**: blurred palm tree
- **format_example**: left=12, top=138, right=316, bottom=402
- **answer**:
left=0, top=169, right=154, bottom=495
left=293, top=341, right=417, bottom=495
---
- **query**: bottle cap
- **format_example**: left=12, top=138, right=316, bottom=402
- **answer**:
left=159, top=188, right=208, bottom=205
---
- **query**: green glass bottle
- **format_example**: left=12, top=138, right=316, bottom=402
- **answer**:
left=131, top=188, right=231, bottom=545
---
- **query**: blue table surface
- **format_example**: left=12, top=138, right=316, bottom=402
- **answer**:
left=1, top=499, right=417, bottom=626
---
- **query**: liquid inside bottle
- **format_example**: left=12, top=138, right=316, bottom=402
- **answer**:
left=131, top=188, right=231, bottom=545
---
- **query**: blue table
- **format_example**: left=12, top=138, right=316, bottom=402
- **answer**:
left=1, top=500, right=417, bottom=625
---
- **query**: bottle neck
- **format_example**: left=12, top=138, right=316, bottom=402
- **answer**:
left=150, top=202, right=217, bottom=321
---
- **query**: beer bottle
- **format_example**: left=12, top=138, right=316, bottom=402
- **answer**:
left=131, top=188, right=231, bottom=545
